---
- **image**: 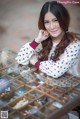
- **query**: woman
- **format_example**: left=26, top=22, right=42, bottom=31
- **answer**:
left=16, top=1, right=80, bottom=78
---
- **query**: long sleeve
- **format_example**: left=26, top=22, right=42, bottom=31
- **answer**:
left=39, top=40, right=80, bottom=78
left=15, top=41, right=42, bottom=65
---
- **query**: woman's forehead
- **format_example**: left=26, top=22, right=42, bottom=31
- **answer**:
left=44, top=12, right=56, bottom=20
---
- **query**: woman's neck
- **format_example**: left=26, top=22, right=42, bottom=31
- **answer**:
left=52, top=31, right=65, bottom=44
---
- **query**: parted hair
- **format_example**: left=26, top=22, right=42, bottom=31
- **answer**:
left=38, top=1, right=77, bottom=61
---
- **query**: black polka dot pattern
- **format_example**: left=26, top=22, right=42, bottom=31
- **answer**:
left=39, top=40, right=80, bottom=78
left=15, top=42, right=42, bottom=65
left=15, top=40, right=80, bottom=78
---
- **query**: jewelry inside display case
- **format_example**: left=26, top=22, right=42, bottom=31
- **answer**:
left=0, top=49, right=80, bottom=119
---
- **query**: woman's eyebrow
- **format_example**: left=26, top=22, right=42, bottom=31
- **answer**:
left=44, top=18, right=57, bottom=21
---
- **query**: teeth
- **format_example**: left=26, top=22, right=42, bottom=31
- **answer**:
left=51, top=30, right=57, bottom=32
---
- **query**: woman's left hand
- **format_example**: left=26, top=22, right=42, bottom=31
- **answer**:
left=30, top=54, right=38, bottom=65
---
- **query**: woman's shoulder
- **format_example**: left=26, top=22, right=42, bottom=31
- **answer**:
left=69, top=32, right=80, bottom=47
left=67, top=32, right=80, bottom=43
left=72, top=38, right=80, bottom=45
left=66, top=38, right=80, bottom=52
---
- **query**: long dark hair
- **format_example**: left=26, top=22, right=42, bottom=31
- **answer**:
left=38, top=1, right=76, bottom=61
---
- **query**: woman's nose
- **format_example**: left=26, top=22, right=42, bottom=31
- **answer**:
left=50, top=22, right=55, bottom=29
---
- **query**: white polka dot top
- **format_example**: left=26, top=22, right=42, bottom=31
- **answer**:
left=15, top=40, right=80, bottom=78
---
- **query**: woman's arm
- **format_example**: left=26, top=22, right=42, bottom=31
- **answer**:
left=15, top=41, right=42, bottom=65
left=15, top=30, right=49, bottom=65
left=36, top=40, right=80, bottom=78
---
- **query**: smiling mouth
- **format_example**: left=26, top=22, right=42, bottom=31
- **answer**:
left=50, top=30, right=58, bottom=34
left=50, top=29, right=58, bottom=32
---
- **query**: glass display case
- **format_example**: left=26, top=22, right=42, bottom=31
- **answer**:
left=0, top=49, right=80, bottom=119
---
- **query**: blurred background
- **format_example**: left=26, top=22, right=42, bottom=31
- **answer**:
left=0, top=0, right=80, bottom=52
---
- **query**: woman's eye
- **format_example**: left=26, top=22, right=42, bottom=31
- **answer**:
left=53, top=19, right=58, bottom=22
left=55, top=20, right=58, bottom=21
left=44, top=21, right=49, bottom=24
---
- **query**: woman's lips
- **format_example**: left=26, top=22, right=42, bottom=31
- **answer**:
left=50, top=29, right=58, bottom=34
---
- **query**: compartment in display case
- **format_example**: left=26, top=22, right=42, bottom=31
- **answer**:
left=10, top=111, right=45, bottom=119
left=0, top=61, right=14, bottom=70
left=66, top=89, right=80, bottom=99
left=9, top=96, right=30, bottom=110
left=0, top=75, right=12, bottom=96
left=0, top=99, right=8, bottom=107
left=1, top=63, right=31, bottom=78
left=0, top=80, right=24, bottom=108
left=45, top=73, right=80, bottom=88
left=19, top=104, right=41, bottom=118
left=40, top=105, right=57, bottom=116
left=49, top=86, right=66, bottom=98
left=1, top=68, right=19, bottom=78
left=75, top=84, right=80, bottom=91
left=9, top=112, right=25, bottom=119
left=14, top=85, right=31, bottom=96
left=19, top=73, right=36, bottom=83
left=24, top=89, right=42, bottom=100
left=1, top=65, right=20, bottom=78
left=32, top=95, right=53, bottom=108
left=26, top=80, right=41, bottom=88
left=37, top=83, right=55, bottom=93
left=0, top=79, right=23, bottom=94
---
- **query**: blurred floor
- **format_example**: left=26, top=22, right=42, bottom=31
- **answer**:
left=0, top=0, right=80, bottom=52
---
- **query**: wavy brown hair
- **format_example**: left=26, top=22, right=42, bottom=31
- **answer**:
left=38, top=1, right=77, bottom=62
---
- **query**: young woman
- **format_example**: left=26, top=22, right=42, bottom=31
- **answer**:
left=16, top=1, right=80, bottom=78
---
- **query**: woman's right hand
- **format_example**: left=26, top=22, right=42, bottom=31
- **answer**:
left=35, top=30, right=49, bottom=43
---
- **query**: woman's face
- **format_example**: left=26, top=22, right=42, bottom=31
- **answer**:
left=44, top=11, right=63, bottom=38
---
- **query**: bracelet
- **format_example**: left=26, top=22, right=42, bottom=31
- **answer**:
left=35, top=61, right=40, bottom=68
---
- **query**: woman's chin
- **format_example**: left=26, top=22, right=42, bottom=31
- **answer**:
left=50, top=31, right=62, bottom=38
left=50, top=34, right=59, bottom=38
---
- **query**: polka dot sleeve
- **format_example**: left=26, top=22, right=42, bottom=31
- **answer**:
left=15, top=42, right=42, bottom=65
left=39, top=40, right=80, bottom=78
